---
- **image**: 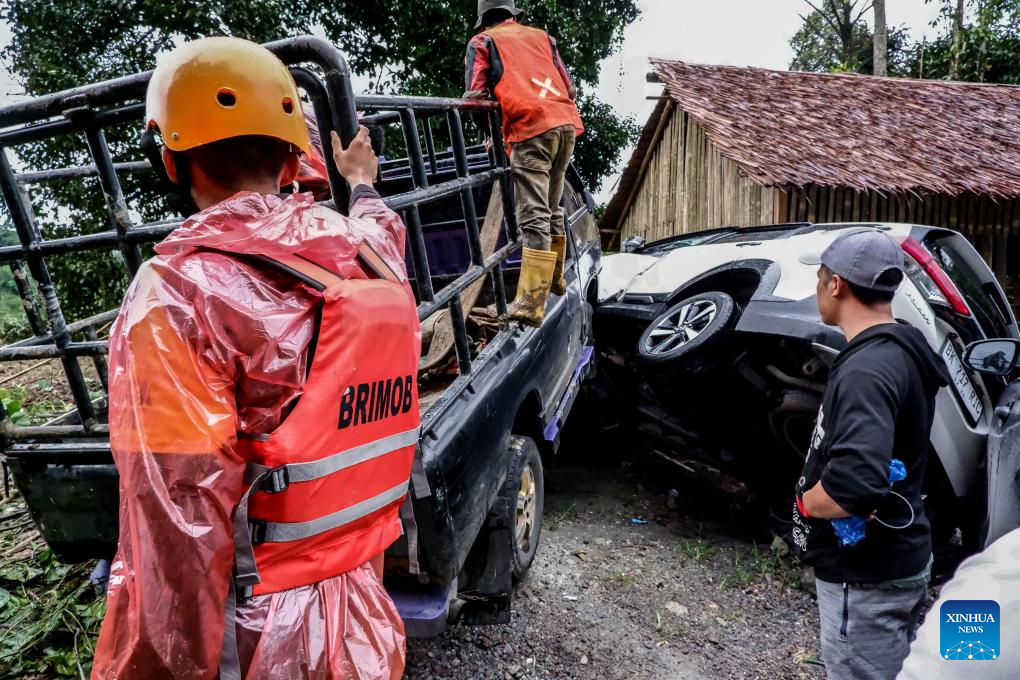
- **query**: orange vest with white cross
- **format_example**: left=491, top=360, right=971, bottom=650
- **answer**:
left=482, top=22, right=584, bottom=144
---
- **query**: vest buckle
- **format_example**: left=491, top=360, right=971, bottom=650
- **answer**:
left=234, top=582, right=254, bottom=602
left=249, top=519, right=267, bottom=546
left=263, top=466, right=290, bottom=494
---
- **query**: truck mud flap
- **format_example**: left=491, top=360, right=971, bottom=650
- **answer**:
left=457, top=496, right=513, bottom=627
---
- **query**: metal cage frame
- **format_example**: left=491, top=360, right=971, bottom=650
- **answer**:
left=0, top=36, right=520, bottom=454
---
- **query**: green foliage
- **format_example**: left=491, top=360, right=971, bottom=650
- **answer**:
left=790, top=1, right=912, bottom=75
left=0, top=386, right=28, bottom=425
left=907, top=0, right=1020, bottom=83
left=0, top=499, right=105, bottom=679
left=792, top=0, right=1020, bottom=84
left=0, top=1, right=640, bottom=320
left=284, top=0, right=643, bottom=193
left=0, top=383, right=74, bottom=425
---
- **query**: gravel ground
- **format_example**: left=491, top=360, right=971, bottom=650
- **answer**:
left=405, top=445, right=827, bottom=680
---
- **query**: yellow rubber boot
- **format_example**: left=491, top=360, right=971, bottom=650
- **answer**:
left=550, top=235, right=568, bottom=296
left=506, top=247, right=558, bottom=328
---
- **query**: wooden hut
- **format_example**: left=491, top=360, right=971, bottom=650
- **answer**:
left=601, top=59, right=1020, bottom=300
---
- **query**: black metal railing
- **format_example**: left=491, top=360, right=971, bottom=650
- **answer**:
left=0, top=35, right=519, bottom=448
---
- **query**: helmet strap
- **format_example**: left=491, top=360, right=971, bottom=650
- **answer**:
left=140, top=128, right=198, bottom=218
left=167, top=152, right=198, bottom=217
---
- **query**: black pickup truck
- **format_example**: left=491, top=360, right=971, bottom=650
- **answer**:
left=0, top=36, right=600, bottom=636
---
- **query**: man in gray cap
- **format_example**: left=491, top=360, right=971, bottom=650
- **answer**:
left=793, top=229, right=949, bottom=680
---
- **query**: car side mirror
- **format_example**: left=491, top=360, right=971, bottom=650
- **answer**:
left=623, top=235, right=646, bottom=253
left=964, top=339, right=1020, bottom=376
left=582, top=188, right=597, bottom=214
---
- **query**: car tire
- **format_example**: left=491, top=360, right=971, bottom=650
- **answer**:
left=637, top=291, right=737, bottom=363
left=506, top=435, right=544, bottom=582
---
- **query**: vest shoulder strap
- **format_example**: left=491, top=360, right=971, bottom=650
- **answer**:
left=356, top=242, right=401, bottom=283
left=253, top=253, right=343, bottom=292
left=201, top=240, right=400, bottom=292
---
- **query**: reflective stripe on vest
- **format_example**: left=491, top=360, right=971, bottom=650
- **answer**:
left=228, top=243, right=421, bottom=598
left=483, top=22, right=583, bottom=144
left=258, top=480, right=408, bottom=543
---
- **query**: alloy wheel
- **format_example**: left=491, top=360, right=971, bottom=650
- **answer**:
left=643, top=299, right=718, bottom=355
left=516, top=464, right=537, bottom=553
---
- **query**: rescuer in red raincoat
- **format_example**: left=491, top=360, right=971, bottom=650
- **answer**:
left=91, top=37, right=419, bottom=680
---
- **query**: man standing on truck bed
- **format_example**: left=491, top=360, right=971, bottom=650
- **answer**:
left=465, top=0, right=584, bottom=327
left=792, top=229, right=948, bottom=680
left=91, top=37, right=419, bottom=679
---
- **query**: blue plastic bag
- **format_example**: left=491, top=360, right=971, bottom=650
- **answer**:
left=831, top=459, right=906, bottom=547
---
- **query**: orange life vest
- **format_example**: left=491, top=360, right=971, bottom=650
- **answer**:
left=228, top=244, right=421, bottom=597
left=483, top=22, right=584, bottom=144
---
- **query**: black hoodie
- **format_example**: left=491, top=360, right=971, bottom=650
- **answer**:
left=791, top=322, right=950, bottom=584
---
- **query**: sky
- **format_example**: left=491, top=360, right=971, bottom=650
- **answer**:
left=0, top=1, right=948, bottom=200
left=593, top=0, right=945, bottom=201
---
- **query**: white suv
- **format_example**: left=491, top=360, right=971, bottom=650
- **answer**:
left=594, top=222, right=1018, bottom=548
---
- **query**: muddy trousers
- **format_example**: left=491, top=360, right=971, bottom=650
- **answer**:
left=511, top=124, right=576, bottom=251
left=816, top=578, right=927, bottom=680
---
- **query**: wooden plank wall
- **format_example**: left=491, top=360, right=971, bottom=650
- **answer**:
left=618, top=110, right=775, bottom=242
left=779, top=185, right=1020, bottom=304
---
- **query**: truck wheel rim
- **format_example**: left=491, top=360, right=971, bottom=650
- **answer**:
left=516, top=465, right=537, bottom=552
left=645, top=299, right=718, bottom=355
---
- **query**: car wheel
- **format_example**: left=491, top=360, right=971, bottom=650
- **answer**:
left=507, top=436, right=544, bottom=582
left=637, top=291, right=737, bottom=363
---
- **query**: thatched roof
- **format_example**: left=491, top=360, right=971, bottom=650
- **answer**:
left=602, top=59, right=1020, bottom=236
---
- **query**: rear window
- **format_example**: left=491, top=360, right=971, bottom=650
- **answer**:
left=924, top=234, right=1013, bottom=339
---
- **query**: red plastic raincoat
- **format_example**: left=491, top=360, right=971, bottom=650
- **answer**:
left=92, top=190, right=415, bottom=679
left=296, top=111, right=332, bottom=201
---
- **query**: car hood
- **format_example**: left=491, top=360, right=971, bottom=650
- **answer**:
left=598, top=253, right=660, bottom=300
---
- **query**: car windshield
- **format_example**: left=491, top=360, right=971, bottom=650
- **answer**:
left=635, top=225, right=804, bottom=256
left=710, top=228, right=798, bottom=244
left=635, top=233, right=720, bottom=256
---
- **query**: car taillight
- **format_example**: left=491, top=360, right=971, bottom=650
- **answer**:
left=900, top=237, right=971, bottom=316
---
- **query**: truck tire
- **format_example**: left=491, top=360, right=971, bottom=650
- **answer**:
left=637, top=291, right=737, bottom=363
left=507, top=436, right=544, bottom=582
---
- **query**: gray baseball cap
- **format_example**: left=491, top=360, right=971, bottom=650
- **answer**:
left=800, top=228, right=905, bottom=293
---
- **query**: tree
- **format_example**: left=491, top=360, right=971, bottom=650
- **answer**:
left=906, top=0, right=1020, bottom=83
left=873, top=0, right=888, bottom=76
left=951, top=0, right=966, bottom=79
left=310, top=1, right=641, bottom=190
left=0, top=0, right=640, bottom=317
left=790, top=0, right=910, bottom=75
left=791, top=1, right=874, bottom=72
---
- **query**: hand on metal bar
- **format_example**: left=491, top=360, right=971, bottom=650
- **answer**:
left=330, top=127, right=377, bottom=189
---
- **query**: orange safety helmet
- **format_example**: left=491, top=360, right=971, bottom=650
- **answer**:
left=145, top=36, right=310, bottom=154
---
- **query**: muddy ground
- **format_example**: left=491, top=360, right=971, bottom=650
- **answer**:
left=405, top=440, right=829, bottom=680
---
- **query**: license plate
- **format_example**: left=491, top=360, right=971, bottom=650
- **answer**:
left=941, top=339, right=984, bottom=423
